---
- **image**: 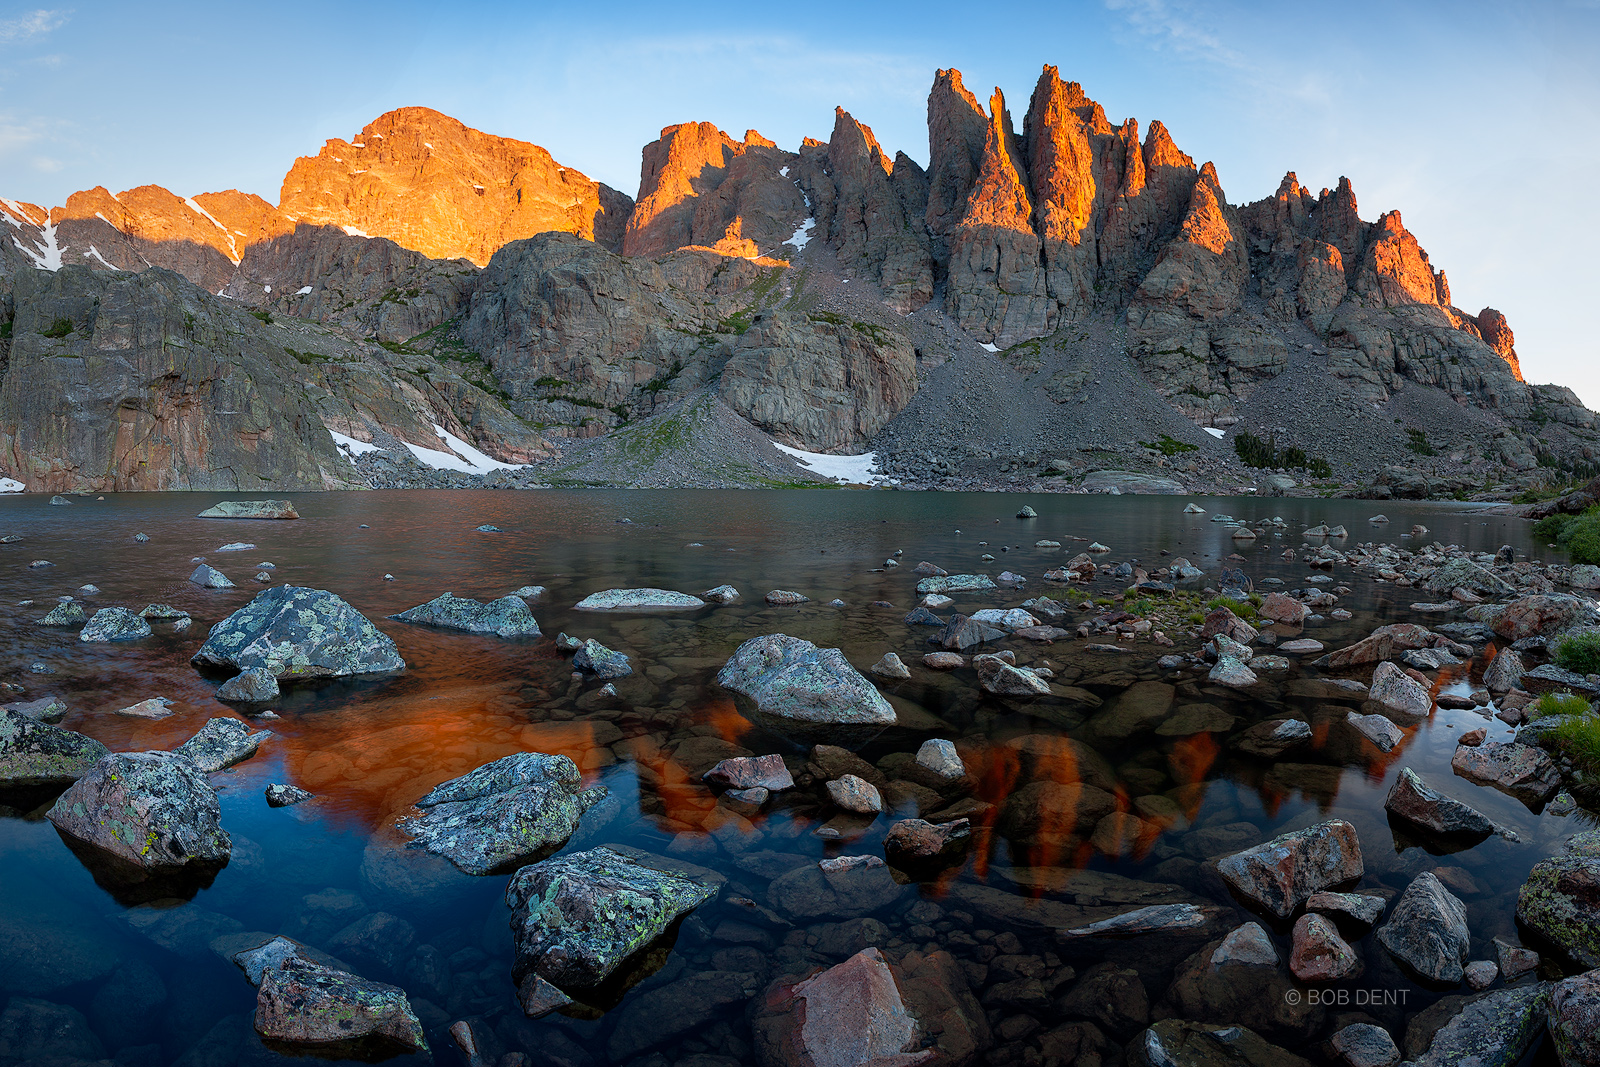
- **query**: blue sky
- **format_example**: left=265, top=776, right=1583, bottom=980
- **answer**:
left=2, top=0, right=1597, bottom=405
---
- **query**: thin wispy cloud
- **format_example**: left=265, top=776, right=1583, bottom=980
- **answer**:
left=0, top=8, right=69, bottom=44
left=1103, top=0, right=1246, bottom=68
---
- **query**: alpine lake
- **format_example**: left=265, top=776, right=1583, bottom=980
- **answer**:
left=0, top=489, right=1580, bottom=1067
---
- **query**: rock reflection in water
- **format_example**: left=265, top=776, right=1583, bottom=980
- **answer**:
left=0, top=490, right=1577, bottom=1066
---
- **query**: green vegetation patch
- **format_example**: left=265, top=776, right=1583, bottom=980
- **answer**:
left=1140, top=434, right=1198, bottom=457
left=1534, top=506, right=1600, bottom=565
left=248, top=309, right=272, bottom=324
left=1233, top=430, right=1333, bottom=478
left=1405, top=428, right=1437, bottom=456
left=1556, top=633, right=1600, bottom=675
left=40, top=317, right=73, bottom=339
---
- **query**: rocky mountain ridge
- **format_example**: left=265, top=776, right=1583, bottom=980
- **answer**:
left=0, top=65, right=1593, bottom=495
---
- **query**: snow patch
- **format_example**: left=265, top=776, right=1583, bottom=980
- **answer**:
left=784, top=217, right=816, bottom=250
left=340, top=225, right=371, bottom=238
left=0, top=477, right=24, bottom=493
left=431, top=424, right=527, bottom=473
left=296, top=285, right=313, bottom=295
left=773, top=442, right=886, bottom=485
left=329, top=430, right=381, bottom=458
left=979, top=343, right=999, bottom=353
left=351, top=142, right=365, bottom=148
left=779, top=166, right=789, bottom=177
left=263, top=285, right=272, bottom=293
left=82, top=246, right=118, bottom=270
left=424, top=142, right=434, bottom=150
left=13, top=215, right=62, bottom=271
left=1203, top=427, right=1225, bottom=439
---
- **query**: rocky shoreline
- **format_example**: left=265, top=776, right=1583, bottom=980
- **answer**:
left=5, top=496, right=1600, bottom=1066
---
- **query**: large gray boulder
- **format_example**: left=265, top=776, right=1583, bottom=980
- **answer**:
left=1376, top=872, right=1470, bottom=984
left=1413, top=984, right=1549, bottom=1067
left=216, top=666, right=280, bottom=703
left=915, top=574, right=997, bottom=595
left=1424, top=558, right=1513, bottom=599
left=36, top=602, right=87, bottom=627
left=398, top=752, right=606, bottom=875
left=573, top=638, right=632, bottom=678
left=78, top=607, right=151, bottom=643
left=192, top=585, right=404, bottom=682
left=1451, top=741, right=1560, bottom=807
left=717, top=633, right=896, bottom=740
left=574, top=588, right=705, bottom=610
left=1517, top=832, right=1600, bottom=967
left=47, top=751, right=231, bottom=875
left=506, top=846, right=718, bottom=993
left=198, top=499, right=299, bottom=519
left=1550, top=968, right=1600, bottom=1067
left=389, top=592, right=541, bottom=638
left=0, top=708, right=108, bottom=787
left=252, top=944, right=425, bottom=1058
left=1217, top=820, right=1364, bottom=919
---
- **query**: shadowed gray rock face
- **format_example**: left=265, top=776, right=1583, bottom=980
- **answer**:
left=398, top=752, right=605, bottom=875
left=192, top=585, right=403, bottom=682
left=252, top=947, right=426, bottom=1058
left=1217, top=819, right=1364, bottom=919
left=506, top=846, right=718, bottom=991
left=0, top=708, right=108, bottom=787
left=718, top=633, right=897, bottom=741
left=573, top=638, right=632, bottom=679
left=1517, top=831, right=1600, bottom=968
left=47, top=751, right=231, bottom=873
left=1377, top=872, right=1470, bottom=984
left=1413, top=984, right=1549, bottom=1067
left=389, top=592, right=541, bottom=638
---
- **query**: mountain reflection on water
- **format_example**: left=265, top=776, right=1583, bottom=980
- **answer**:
left=0, top=490, right=1576, bottom=1066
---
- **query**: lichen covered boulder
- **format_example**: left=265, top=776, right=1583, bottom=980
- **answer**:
left=717, top=633, right=896, bottom=740
left=389, top=592, right=541, bottom=638
left=506, top=846, right=718, bottom=992
left=47, top=751, right=231, bottom=873
left=78, top=607, right=152, bottom=643
left=253, top=948, right=425, bottom=1058
left=574, top=588, right=705, bottom=610
left=1217, top=819, right=1364, bottom=919
left=398, top=752, right=606, bottom=875
left=0, top=708, right=108, bottom=787
left=192, top=585, right=404, bottom=682
left=199, top=499, right=299, bottom=519
left=1517, top=832, right=1600, bottom=968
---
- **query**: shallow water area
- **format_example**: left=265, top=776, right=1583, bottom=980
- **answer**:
left=0, top=490, right=1581, bottom=1066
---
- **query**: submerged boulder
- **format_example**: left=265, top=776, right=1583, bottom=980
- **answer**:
left=1412, top=984, right=1549, bottom=1067
left=573, top=638, right=632, bottom=679
left=251, top=944, right=425, bottom=1058
left=506, top=846, right=718, bottom=992
left=216, top=667, right=280, bottom=704
left=717, top=634, right=896, bottom=740
left=398, top=752, right=606, bottom=875
left=191, top=586, right=404, bottom=682
left=389, top=592, right=541, bottom=638
left=0, top=708, right=108, bottom=787
left=47, top=751, right=230, bottom=875
left=198, top=499, right=299, bottom=519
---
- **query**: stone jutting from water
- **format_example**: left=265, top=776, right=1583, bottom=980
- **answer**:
left=397, top=752, right=606, bottom=875
left=750, top=948, right=930, bottom=1067
left=1384, top=767, right=1500, bottom=841
left=266, top=783, right=314, bottom=807
left=505, top=846, right=718, bottom=991
left=702, top=753, right=794, bottom=791
left=915, top=574, right=997, bottom=595
left=1517, top=831, right=1600, bottom=968
left=573, top=638, right=632, bottom=678
left=1217, top=819, right=1364, bottom=919
left=1550, top=968, right=1600, bottom=1067
left=0, top=707, right=108, bottom=787
left=78, top=607, right=152, bottom=642
left=1450, top=741, right=1561, bottom=807
left=717, top=633, right=896, bottom=738
left=188, top=564, right=235, bottom=588
left=253, top=949, right=426, bottom=1058
left=174, top=718, right=271, bottom=773
left=198, top=499, right=300, bottom=519
left=1376, top=871, right=1470, bottom=984
left=36, top=602, right=87, bottom=627
left=47, top=751, right=231, bottom=873
left=574, top=588, right=705, bottom=610
left=389, top=592, right=542, bottom=638
left=1128, top=1020, right=1314, bottom=1067
left=216, top=666, right=280, bottom=703
left=191, top=585, right=404, bottom=681
left=1412, top=983, right=1549, bottom=1067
